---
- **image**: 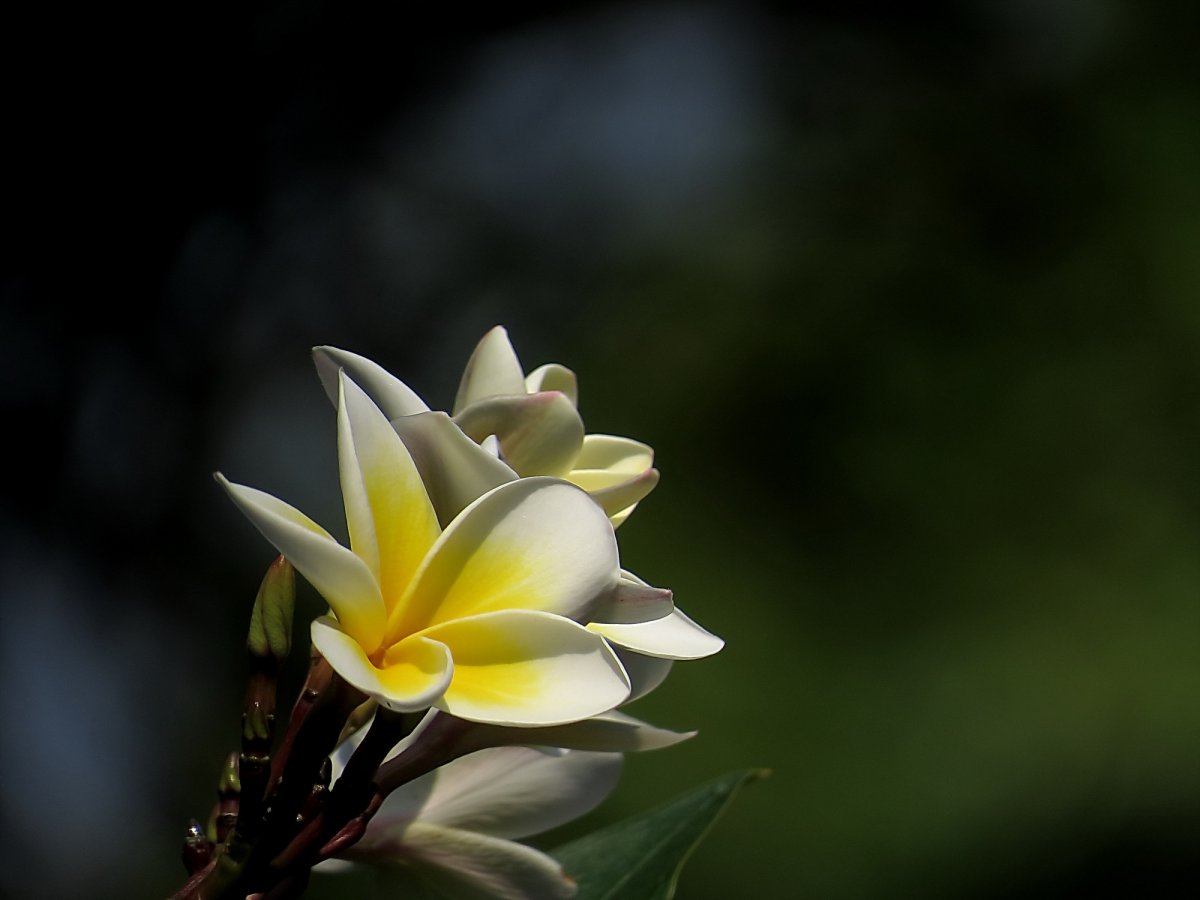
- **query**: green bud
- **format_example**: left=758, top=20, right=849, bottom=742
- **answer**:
left=247, top=556, right=295, bottom=661
left=242, top=701, right=272, bottom=743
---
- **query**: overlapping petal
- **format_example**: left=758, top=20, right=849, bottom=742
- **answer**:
left=215, top=475, right=386, bottom=649
left=612, top=647, right=675, bottom=702
left=408, top=746, right=622, bottom=838
left=567, top=467, right=659, bottom=527
left=311, top=617, right=453, bottom=712
left=588, top=573, right=674, bottom=625
left=565, top=434, right=658, bottom=527
left=389, top=411, right=516, bottom=527
left=314, top=345, right=430, bottom=418
left=573, top=434, right=654, bottom=474
left=454, top=391, right=584, bottom=477
left=388, top=478, right=618, bottom=642
left=321, top=743, right=623, bottom=899
left=389, top=823, right=577, bottom=900
left=472, top=709, right=696, bottom=753
left=590, top=608, right=724, bottom=660
left=453, top=325, right=527, bottom=412
left=426, top=610, right=630, bottom=726
left=337, top=373, right=440, bottom=608
left=524, top=363, right=578, bottom=403
left=589, top=571, right=724, bottom=661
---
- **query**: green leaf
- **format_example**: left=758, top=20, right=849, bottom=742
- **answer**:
left=551, top=769, right=767, bottom=900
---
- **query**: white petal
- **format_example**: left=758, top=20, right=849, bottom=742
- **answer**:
left=524, top=363, right=578, bottom=405
left=589, top=608, right=724, bottom=660
left=612, top=646, right=674, bottom=702
left=337, top=379, right=380, bottom=583
left=311, top=857, right=358, bottom=875
left=329, top=727, right=363, bottom=785
left=607, top=503, right=641, bottom=530
left=567, top=467, right=659, bottom=526
left=338, top=373, right=440, bottom=608
left=389, top=411, right=516, bottom=528
left=413, top=746, right=622, bottom=839
left=574, top=434, right=654, bottom=473
left=453, top=326, right=527, bottom=413
left=566, top=437, right=658, bottom=526
left=217, top=475, right=385, bottom=649
left=366, top=822, right=577, bottom=900
left=426, top=610, right=631, bottom=727
left=313, top=345, right=430, bottom=418
left=388, top=478, right=617, bottom=640
left=454, top=392, right=584, bottom=478
left=474, top=710, right=695, bottom=753
left=588, top=576, right=674, bottom=626
left=312, top=617, right=454, bottom=712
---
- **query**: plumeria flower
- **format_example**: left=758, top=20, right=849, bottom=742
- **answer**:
left=216, top=371, right=632, bottom=726
left=318, top=741, right=624, bottom=899
left=315, top=326, right=658, bottom=527
left=308, top=346, right=724, bottom=670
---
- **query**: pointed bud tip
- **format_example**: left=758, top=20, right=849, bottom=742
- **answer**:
left=248, top=556, right=296, bottom=660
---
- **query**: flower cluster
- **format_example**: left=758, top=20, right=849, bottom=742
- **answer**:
left=220, top=326, right=721, bottom=725
left=178, top=327, right=721, bottom=900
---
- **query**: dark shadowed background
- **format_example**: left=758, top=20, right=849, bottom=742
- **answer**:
left=3, top=1, right=1200, bottom=898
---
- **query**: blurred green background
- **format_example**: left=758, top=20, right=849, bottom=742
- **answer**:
left=3, top=1, right=1200, bottom=898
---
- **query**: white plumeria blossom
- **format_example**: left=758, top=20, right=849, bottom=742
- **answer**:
left=310, top=345, right=724, bottom=665
left=217, top=371, right=633, bottom=726
left=319, top=737, right=623, bottom=900
left=316, top=325, right=658, bottom=527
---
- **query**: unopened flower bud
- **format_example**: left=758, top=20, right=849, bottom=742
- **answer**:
left=247, top=556, right=295, bottom=662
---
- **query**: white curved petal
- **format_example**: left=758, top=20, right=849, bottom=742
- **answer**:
left=588, top=577, right=674, bottom=626
left=337, top=378, right=380, bottom=583
left=311, top=857, right=358, bottom=875
left=574, top=434, right=654, bottom=473
left=589, top=608, right=724, bottom=660
left=612, top=646, right=674, bottom=702
left=525, top=363, right=578, bottom=405
left=339, top=373, right=440, bottom=607
left=607, top=503, right=640, bottom=530
left=414, top=746, right=622, bottom=839
left=333, top=709, right=441, bottom=794
left=329, top=726, right=364, bottom=786
left=388, top=478, right=617, bottom=640
left=475, top=710, right=695, bottom=753
left=370, top=822, right=577, bottom=900
left=390, top=411, right=516, bottom=528
left=567, top=467, right=659, bottom=525
left=217, top=475, right=385, bottom=648
left=454, top=391, right=584, bottom=478
left=313, top=345, right=430, bottom=418
left=426, top=610, right=631, bottom=726
left=312, top=617, right=454, bottom=712
left=453, top=326, right=527, bottom=413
